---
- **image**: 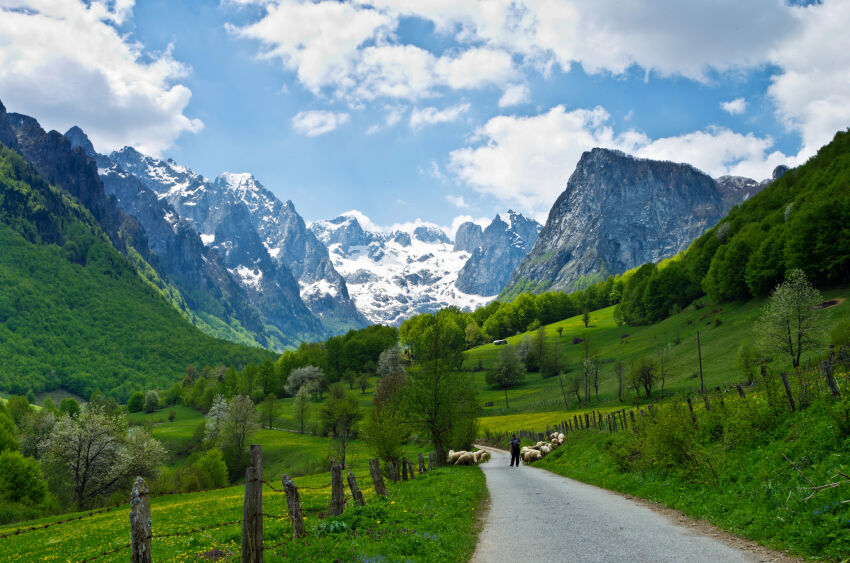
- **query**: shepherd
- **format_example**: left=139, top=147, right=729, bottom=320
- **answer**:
left=509, top=433, right=521, bottom=467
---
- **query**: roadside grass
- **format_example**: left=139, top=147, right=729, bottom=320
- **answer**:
left=529, top=397, right=850, bottom=560
left=478, top=407, right=622, bottom=436
left=0, top=466, right=486, bottom=563
left=465, top=288, right=849, bottom=420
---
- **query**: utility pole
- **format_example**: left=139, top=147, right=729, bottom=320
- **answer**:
left=697, top=330, right=704, bottom=393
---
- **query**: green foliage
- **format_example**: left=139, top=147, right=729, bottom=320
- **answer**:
left=58, top=398, right=80, bottom=417
left=0, top=451, right=47, bottom=504
left=0, top=405, right=19, bottom=453
left=126, top=392, right=145, bottom=413
left=485, top=345, right=525, bottom=406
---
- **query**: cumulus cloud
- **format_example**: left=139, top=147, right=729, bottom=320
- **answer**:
left=446, top=195, right=468, bottom=208
left=498, top=84, right=530, bottom=108
left=291, top=110, right=350, bottom=136
left=450, top=104, right=794, bottom=216
left=721, top=98, right=747, bottom=115
left=0, top=0, right=202, bottom=155
left=410, top=103, right=470, bottom=130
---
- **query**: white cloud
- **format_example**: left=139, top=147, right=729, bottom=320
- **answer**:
left=366, top=105, right=406, bottom=134
left=721, top=98, right=747, bottom=115
left=410, top=103, right=470, bottom=130
left=0, top=0, right=202, bottom=155
left=291, top=110, right=350, bottom=136
left=498, top=84, right=530, bottom=108
left=434, top=48, right=517, bottom=90
left=450, top=104, right=794, bottom=216
left=446, top=195, right=468, bottom=208
left=767, top=0, right=850, bottom=159
left=338, top=209, right=383, bottom=233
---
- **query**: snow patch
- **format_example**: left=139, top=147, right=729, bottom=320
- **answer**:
left=229, top=265, right=263, bottom=290
left=200, top=233, right=215, bottom=245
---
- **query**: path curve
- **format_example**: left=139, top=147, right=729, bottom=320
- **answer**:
left=472, top=446, right=756, bottom=563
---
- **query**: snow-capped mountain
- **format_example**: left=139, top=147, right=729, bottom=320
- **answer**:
left=310, top=214, right=500, bottom=325
left=455, top=211, right=542, bottom=296
left=110, top=148, right=365, bottom=335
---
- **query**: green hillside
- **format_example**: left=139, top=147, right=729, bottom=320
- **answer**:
left=0, top=146, right=274, bottom=400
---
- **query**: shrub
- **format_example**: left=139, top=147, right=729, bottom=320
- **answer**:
left=127, top=392, right=145, bottom=413
left=0, top=451, right=47, bottom=504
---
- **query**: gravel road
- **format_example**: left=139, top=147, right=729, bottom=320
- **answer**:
left=471, top=446, right=755, bottom=563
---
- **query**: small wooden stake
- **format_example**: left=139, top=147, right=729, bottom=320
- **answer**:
left=347, top=469, right=366, bottom=507
left=130, top=477, right=152, bottom=563
left=369, top=459, right=388, bottom=496
left=418, top=452, right=426, bottom=474
left=281, top=474, right=306, bottom=538
left=780, top=372, right=796, bottom=412
left=242, top=444, right=263, bottom=563
left=330, top=460, right=345, bottom=516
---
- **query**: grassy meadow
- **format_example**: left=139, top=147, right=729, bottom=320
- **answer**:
left=464, top=287, right=849, bottom=430
left=0, top=465, right=486, bottom=562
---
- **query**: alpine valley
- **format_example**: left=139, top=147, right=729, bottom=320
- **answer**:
left=1, top=98, right=781, bottom=363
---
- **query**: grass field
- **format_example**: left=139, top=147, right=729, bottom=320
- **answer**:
left=464, top=288, right=849, bottom=422
left=0, top=465, right=487, bottom=562
left=126, top=405, right=430, bottom=479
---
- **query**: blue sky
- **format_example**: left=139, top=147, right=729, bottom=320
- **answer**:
left=1, top=1, right=849, bottom=231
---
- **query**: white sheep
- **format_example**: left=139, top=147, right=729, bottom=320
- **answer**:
left=474, top=450, right=491, bottom=464
left=523, top=449, right=541, bottom=462
left=454, top=452, right=477, bottom=466
left=447, top=450, right=467, bottom=464
left=558, top=433, right=565, bottom=442
left=540, top=444, right=551, bottom=455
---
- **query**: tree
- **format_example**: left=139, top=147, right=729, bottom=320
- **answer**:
left=556, top=327, right=563, bottom=338
left=0, top=405, right=19, bottom=453
left=614, top=360, right=625, bottom=402
left=260, top=393, right=277, bottom=429
left=343, top=368, right=357, bottom=390
left=568, top=373, right=582, bottom=404
left=0, top=451, right=47, bottom=504
left=357, top=373, right=370, bottom=394
left=736, top=343, right=763, bottom=385
left=143, top=390, right=160, bottom=413
left=376, top=345, right=405, bottom=379
left=320, top=383, right=361, bottom=467
left=465, top=322, right=485, bottom=348
left=7, top=395, right=32, bottom=425
left=127, top=392, right=145, bottom=413
left=582, top=310, right=590, bottom=328
left=630, top=357, right=657, bottom=398
left=44, top=407, right=165, bottom=507
left=540, top=342, right=562, bottom=378
left=592, top=359, right=600, bottom=401
left=292, top=387, right=312, bottom=434
left=657, top=345, right=669, bottom=399
left=757, top=269, right=825, bottom=368
left=486, top=345, right=526, bottom=409
left=402, top=313, right=478, bottom=463
left=285, top=366, right=325, bottom=398
left=193, top=449, right=229, bottom=490
left=19, top=409, right=55, bottom=460
left=525, top=326, right=547, bottom=372
left=204, top=395, right=258, bottom=480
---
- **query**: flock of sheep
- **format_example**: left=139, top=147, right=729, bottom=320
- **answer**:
left=446, top=448, right=492, bottom=466
left=520, top=432, right=565, bottom=463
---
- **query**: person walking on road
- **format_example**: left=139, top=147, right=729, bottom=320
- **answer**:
left=509, top=434, right=521, bottom=467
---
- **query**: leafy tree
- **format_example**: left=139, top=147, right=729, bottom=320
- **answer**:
left=127, top=392, right=145, bottom=413
left=44, top=406, right=165, bottom=507
left=6, top=395, right=31, bottom=425
left=204, top=395, right=258, bottom=480
left=284, top=366, right=325, bottom=398
left=556, top=327, right=563, bottom=338
left=357, top=373, right=370, bottom=394
left=260, top=393, right=277, bottom=429
left=582, top=310, right=590, bottom=328
left=320, top=383, right=361, bottom=467
left=614, top=360, right=625, bottom=402
left=486, top=345, right=526, bottom=409
left=525, top=325, right=546, bottom=372
left=19, top=409, right=55, bottom=460
left=736, top=343, right=763, bottom=385
left=402, top=313, right=478, bottom=463
left=143, top=390, right=160, bottom=413
left=0, top=405, right=19, bottom=453
left=193, top=449, right=229, bottom=490
left=540, top=342, right=563, bottom=379
left=629, top=357, right=657, bottom=398
left=292, top=387, right=312, bottom=434
left=376, top=345, right=405, bottom=379
left=757, top=269, right=825, bottom=368
left=0, top=451, right=47, bottom=504
left=465, top=322, right=485, bottom=348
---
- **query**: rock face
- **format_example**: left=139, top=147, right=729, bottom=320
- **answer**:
left=453, top=222, right=483, bottom=253
left=310, top=214, right=493, bottom=325
left=455, top=211, right=541, bottom=296
left=109, top=147, right=364, bottom=336
left=504, top=148, right=746, bottom=295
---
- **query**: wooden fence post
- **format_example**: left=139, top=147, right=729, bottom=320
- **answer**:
left=281, top=474, right=306, bottom=538
left=824, top=360, right=841, bottom=399
left=130, top=476, right=152, bottom=563
left=242, top=444, right=262, bottom=563
left=393, top=459, right=400, bottom=482
left=401, top=458, right=409, bottom=481
left=736, top=385, right=746, bottom=399
left=330, top=460, right=345, bottom=516
left=418, top=453, right=426, bottom=474
left=407, top=458, right=415, bottom=480
left=780, top=372, right=796, bottom=412
left=584, top=413, right=590, bottom=429
left=347, top=470, right=366, bottom=507
left=703, top=395, right=711, bottom=412
left=686, top=397, right=697, bottom=424
left=369, top=459, right=388, bottom=496
left=428, top=452, right=434, bottom=471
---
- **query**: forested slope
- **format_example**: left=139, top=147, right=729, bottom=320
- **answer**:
left=0, top=146, right=273, bottom=400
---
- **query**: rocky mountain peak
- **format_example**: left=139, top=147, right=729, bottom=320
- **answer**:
left=64, top=126, right=96, bottom=157
left=413, top=225, right=450, bottom=244
left=454, top=221, right=483, bottom=252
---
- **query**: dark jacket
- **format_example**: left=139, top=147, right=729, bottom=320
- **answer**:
left=510, top=437, right=521, bottom=452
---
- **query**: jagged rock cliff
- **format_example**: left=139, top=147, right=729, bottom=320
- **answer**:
left=502, top=148, right=763, bottom=296
left=455, top=211, right=541, bottom=296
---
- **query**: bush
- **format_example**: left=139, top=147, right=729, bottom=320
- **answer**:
left=830, top=319, right=850, bottom=348
left=0, top=451, right=47, bottom=504
left=127, top=392, right=145, bottom=413
left=194, top=449, right=229, bottom=489
left=143, top=390, right=160, bottom=413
